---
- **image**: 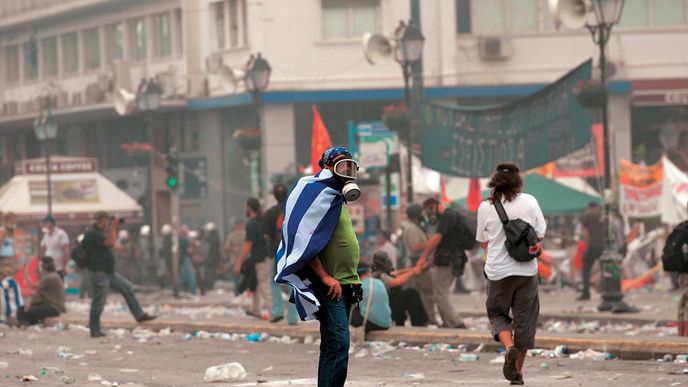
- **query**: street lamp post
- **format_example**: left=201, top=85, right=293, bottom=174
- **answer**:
left=393, top=20, right=424, bottom=204
left=585, top=0, right=633, bottom=313
left=244, top=53, right=271, bottom=198
left=33, top=98, right=59, bottom=216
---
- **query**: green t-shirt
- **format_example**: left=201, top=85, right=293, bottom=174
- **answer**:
left=320, top=205, right=361, bottom=285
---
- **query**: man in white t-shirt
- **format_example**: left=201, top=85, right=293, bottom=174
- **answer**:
left=39, top=215, right=70, bottom=278
left=476, top=163, right=546, bottom=386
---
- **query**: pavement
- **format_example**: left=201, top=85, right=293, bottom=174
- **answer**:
left=50, top=285, right=688, bottom=361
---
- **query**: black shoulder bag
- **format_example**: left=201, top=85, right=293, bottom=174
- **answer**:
left=493, top=200, right=541, bottom=262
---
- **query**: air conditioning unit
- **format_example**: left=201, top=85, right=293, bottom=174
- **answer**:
left=188, top=74, right=209, bottom=98
left=478, top=36, right=512, bottom=61
left=155, top=71, right=177, bottom=97
left=206, top=52, right=223, bottom=74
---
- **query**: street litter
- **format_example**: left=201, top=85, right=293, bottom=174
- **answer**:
left=19, top=375, right=38, bottom=382
left=367, top=341, right=396, bottom=357
left=569, top=349, right=615, bottom=361
left=458, top=354, right=479, bottom=362
left=245, top=333, right=261, bottom=342
left=57, top=346, right=84, bottom=360
left=552, top=374, right=573, bottom=380
left=260, top=366, right=273, bottom=373
left=0, top=361, right=8, bottom=369
left=18, top=348, right=33, bottom=355
left=118, top=369, right=139, bottom=373
left=490, top=356, right=505, bottom=364
left=403, top=373, right=425, bottom=381
left=676, top=355, right=688, bottom=363
left=88, top=373, right=103, bottom=382
left=40, top=367, right=62, bottom=375
left=204, top=362, right=247, bottom=382
left=540, top=362, right=550, bottom=369
left=59, top=375, right=75, bottom=384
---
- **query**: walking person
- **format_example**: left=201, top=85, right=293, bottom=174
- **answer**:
left=274, top=147, right=363, bottom=387
left=222, top=219, right=245, bottom=291
left=476, top=163, right=546, bottom=385
left=38, top=215, right=70, bottom=279
left=263, top=184, right=299, bottom=324
left=418, top=197, right=469, bottom=329
left=402, top=203, right=436, bottom=325
left=84, top=211, right=155, bottom=338
left=578, top=202, right=604, bottom=300
left=235, top=197, right=272, bottom=319
left=663, top=202, right=688, bottom=336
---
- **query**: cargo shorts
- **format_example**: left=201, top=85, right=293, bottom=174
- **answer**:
left=485, top=275, right=539, bottom=350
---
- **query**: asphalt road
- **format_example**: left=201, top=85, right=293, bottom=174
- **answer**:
left=2, top=325, right=687, bottom=387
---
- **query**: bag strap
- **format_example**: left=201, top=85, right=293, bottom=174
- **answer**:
left=493, top=200, right=509, bottom=225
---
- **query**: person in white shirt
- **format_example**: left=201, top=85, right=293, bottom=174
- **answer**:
left=476, top=163, right=546, bottom=386
left=39, top=215, right=70, bottom=278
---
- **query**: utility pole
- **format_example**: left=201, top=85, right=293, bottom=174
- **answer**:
left=409, top=0, right=424, bottom=204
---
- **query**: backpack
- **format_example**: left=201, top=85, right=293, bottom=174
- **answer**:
left=454, top=209, right=478, bottom=250
left=662, top=221, right=688, bottom=273
left=70, top=241, right=89, bottom=269
left=494, top=200, right=541, bottom=262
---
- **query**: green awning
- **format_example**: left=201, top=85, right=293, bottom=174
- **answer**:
left=453, top=174, right=602, bottom=215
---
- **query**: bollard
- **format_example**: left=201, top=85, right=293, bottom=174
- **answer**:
left=597, top=250, right=635, bottom=313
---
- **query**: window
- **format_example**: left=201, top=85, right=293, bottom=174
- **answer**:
left=456, top=0, right=472, bottom=34
left=41, top=37, right=58, bottom=77
left=105, top=23, right=124, bottom=63
left=130, top=18, right=147, bottom=61
left=473, top=0, right=537, bottom=33
left=83, top=27, right=101, bottom=70
left=653, top=0, right=684, bottom=25
left=23, top=38, right=38, bottom=81
left=322, top=0, right=379, bottom=40
left=619, top=0, right=685, bottom=27
left=62, top=32, right=79, bottom=74
left=152, top=12, right=172, bottom=58
left=213, top=2, right=226, bottom=48
left=174, top=9, right=183, bottom=56
left=5, top=45, right=20, bottom=84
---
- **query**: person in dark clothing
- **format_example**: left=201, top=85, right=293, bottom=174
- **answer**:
left=176, top=226, right=198, bottom=295
left=418, top=197, right=469, bottom=328
left=235, top=197, right=272, bottom=319
left=371, top=251, right=428, bottom=327
left=202, top=222, right=222, bottom=292
left=84, top=211, right=155, bottom=338
left=578, top=202, right=605, bottom=301
left=18, top=257, right=66, bottom=326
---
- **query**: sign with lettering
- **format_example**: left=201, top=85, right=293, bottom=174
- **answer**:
left=20, top=158, right=99, bottom=175
left=421, top=60, right=593, bottom=177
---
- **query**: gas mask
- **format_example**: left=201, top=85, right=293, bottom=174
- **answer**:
left=331, top=158, right=361, bottom=202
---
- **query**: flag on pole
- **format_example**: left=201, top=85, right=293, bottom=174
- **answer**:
left=311, top=106, right=332, bottom=173
left=467, top=178, right=482, bottom=212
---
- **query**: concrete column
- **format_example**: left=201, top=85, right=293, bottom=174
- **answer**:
left=260, top=103, right=296, bottom=204
left=194, top=110, right=225, bottom=235
left=609, top=93, right=632, bottom=178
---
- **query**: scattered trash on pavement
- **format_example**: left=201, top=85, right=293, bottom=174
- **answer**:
left=540, top=362, right=550, bottom=369
left=403, top=373, right=425, bottom=381
left=59, top=375, right=75, bottom=384
left=569, top=349, right=615, bottom=361
left=490, top=356, right=505, bottom=364
left=0, top=362, right=7, bottom=369
left=118, top=369, right=139, bottom=373
left=552, top=374, right=573, bottom=380
left=88, top=373, right=103, bottom=382
left=245, top=333, right=261, bottom=342
left=458, top=354, right=479, bottom=362
left=204, top=362, right=247, bottom=382
left=18, top=348, right=33, bottom=356
left=19, top=375, right=38, bottom=382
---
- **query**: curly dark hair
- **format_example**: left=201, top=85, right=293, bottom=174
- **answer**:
left=487, top=163, right=523, bottom=203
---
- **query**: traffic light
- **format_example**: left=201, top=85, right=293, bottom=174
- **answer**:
left=165, top=149, right=180, bottom=190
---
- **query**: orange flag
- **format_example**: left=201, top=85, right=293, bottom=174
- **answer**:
left=311, top=106, right=332, bottom=173
left=440, top=177, right=451, bottom=207
left=467, top=178, right=482, bottom=212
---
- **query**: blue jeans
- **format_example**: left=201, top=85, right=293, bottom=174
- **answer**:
left=177, top=258, right=198, bottom=294
left=316, top=287, right=353, bottom=387
left=271, top=267, right=299, bottom=324
left=89, top=271, right=145, bottom=334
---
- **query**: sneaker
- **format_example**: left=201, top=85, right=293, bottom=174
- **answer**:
left=510, top=373, right=524, bottom=385
left=136, top=314, right=157, bottom=323
left=90, top=331, right=106, bottom=338
left=270, top=315, right=284, bottom=323
left=503, top=347, right=520, bottom=382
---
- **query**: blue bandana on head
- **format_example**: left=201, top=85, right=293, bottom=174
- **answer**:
left=318, top=147, right=352, bottom=169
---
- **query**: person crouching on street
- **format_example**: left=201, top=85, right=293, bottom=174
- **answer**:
left=18, top=257, right=65, bottom=325
left=476, top=163, right=546, bottom=385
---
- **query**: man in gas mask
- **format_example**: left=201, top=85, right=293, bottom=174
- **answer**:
left=274, top=147, right=362, bottom=387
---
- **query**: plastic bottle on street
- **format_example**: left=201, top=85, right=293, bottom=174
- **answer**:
left=203, top=362, right=247, bottom=382
left=458, top=354, right=479, bottom=362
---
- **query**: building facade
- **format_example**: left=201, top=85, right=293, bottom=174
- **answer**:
left=1, top=0, right=687, bottom=236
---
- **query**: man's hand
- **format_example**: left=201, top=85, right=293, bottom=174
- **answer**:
left=322, top=275, right=342, bottom=301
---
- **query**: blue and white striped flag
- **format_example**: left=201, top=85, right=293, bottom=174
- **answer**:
left=1, top=276, right=24, bottom=324
left=274, top=169, right=344, bottom=321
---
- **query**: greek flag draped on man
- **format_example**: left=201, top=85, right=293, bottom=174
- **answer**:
left=273, top=168, right=344, bottom=320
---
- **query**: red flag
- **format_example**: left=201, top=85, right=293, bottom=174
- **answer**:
left=467, top=178, right=482, bottom=212
left=311, top=106, right=332, bottom=173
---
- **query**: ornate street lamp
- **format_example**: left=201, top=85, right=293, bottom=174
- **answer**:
left=393, top=20, right=424, bottom=204
left=136, top=78, right=164, bottom=112
left=243, top=53, right=271, bottom=197
left=33, top=101, right=59, bottom=216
